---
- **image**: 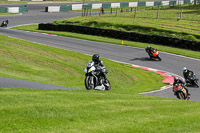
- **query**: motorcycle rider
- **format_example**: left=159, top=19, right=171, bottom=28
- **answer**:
left=145, top=45, right=155, bottom=57
left=90, top=54, right=108, bottom=83
left=173, top=77, right=190, bottom=97
left=183, top=67, right=194, bottom=83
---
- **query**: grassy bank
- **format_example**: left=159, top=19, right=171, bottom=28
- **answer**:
left=13, top=24, right=200, bottom=59
left=1, top=88, right=200, bottom=132
left=0, top=13, right=16, bottom=15
left=0, top=34, right=165, bottom=92
left=1, top=32, right=200, bottom=133
left=53, top=4, right=200, bottom=41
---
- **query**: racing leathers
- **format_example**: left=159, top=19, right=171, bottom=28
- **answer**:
left=173, top=77, right=190, bottom=97
left=89, top=60, right=108, bottom=82
left=145, top=46, right=155, bottom=57
left=183, top=69, right=194, bottom=82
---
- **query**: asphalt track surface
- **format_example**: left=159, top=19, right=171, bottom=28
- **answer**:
left=0, top=4, right=200, bottom=101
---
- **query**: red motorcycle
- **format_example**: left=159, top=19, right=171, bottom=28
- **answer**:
left=173, top=83, right=190, bottom=101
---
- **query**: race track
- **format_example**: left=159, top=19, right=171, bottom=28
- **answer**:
left=0, top=3, right=199, bottom=101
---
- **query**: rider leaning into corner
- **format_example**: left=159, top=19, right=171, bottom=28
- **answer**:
left=90, top=54, right=108, bottom=83
left=173, top=77, right=191, bottom=98
left=145, top=45, right=155, bottom=57
left=183, top=67, right=194, bottom=82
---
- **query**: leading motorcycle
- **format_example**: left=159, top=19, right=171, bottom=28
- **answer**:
left=84, top=61, right=111, bottom=91
left=145, top=48, right=161, bottom=61
left=0, top=20, right=8, bottom=27
left=185, top=71, right=199, bottom=88
left=173, top=83, right=190, bottom=101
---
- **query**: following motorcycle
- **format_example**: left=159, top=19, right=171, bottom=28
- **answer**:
left=185, top=71, right=199, bottom=88
left=173, top=83, right=190, bottom=101
left=145, top=48, right=161, bottom=61
left=84, top=61, right=111, bottom=91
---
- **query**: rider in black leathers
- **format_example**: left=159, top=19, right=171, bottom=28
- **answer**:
left=183, top=67, right=194, bottom=82
left=91, top=54, right=108, bottom=82
left=1, top=20, right=9, bottom=27
left=173, top=77, right=190, bottom=97
left=145, top=45, right=155, bottom=57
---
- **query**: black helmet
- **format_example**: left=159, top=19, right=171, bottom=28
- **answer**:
left=174, top=77, right=179, bottom=82
left=92, top=54, right=100, bottom=62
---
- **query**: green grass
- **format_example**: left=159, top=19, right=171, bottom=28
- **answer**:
left=2, top=27, right=200, bottom=133
left=0, top=33, right=185, bottom=133
left=0, top=13, right=17, bottom=15
left=1, top=88, right=200, bottom=132
left=53, top=4, right=200, bottom=41
left=13, top=24, right=200, bottom=59
left=0, top=34, right=165, bottom=92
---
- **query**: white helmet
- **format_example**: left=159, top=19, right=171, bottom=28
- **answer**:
left=183, top=67, right=187, bottom=72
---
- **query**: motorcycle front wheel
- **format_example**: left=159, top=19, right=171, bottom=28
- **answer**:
left=85, top=76, right=95, bottom=90
left=194, top=80, right=199, bottom=88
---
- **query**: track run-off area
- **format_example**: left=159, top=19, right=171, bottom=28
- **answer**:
left=0, top=3, right=200, bottom=101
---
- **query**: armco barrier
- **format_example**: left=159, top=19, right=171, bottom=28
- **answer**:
left=38, top=23, right=200, bottom=51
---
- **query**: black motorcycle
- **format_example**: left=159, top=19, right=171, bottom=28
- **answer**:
left=0, top=20, right=8, bottom=27
left=84, top=61, right=111, bottom=91
left=185, top=72, right=199, bottom=88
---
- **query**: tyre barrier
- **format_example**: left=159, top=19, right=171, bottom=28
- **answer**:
left=38, top=23, right=200, bottom=51
left=46, top=0, right=195, bottom=12
left=0, top=6, right=28, bottom=13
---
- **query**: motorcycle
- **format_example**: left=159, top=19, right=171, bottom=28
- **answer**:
left=185, top=72, right=199, bottom=87
left=0, top=21, right=8, bottom=27
left=173, top=83, right=190, bottom=101
left=146, top=48, right=161, bottom=61
left=84, top=61, right=111, bottom=91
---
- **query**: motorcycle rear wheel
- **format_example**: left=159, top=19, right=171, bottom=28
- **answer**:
left=178, top=92, right=185, bottom=100
left=157, top=56, right=161, bottom=61
left=104, top=80, right=111, bottom=91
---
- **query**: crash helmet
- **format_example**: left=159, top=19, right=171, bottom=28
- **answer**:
left=174, top=77, right=179, bottom=82
left=147, top=45, right=150, bottom=49
left=92, top=54, right=100, bottom=62
left=183, top=67, right=187, bottom=73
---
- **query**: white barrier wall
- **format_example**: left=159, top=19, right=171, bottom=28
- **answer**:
left=8, top=7, right=19, bottom=13
left=48, top=6, right=60, bottom=12
left=92, top=3, right=102, bottom=9
left=129, top=2, right=138, bottom=7
left=177, top=0, right=184, bottom=4
left=162, top=1, right=170, bottom=5
left=146, top=1, right=154, bottom=6
left=72, top=4, right=83, bottom=10
left=111, top=3, right=120, bottom=8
